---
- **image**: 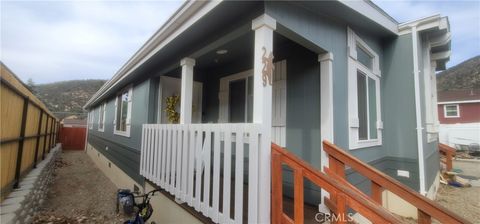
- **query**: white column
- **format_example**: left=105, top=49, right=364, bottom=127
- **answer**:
left=318, top=52, right=334, bottom=213
left=180, top=58, right=195, bottom=124
left=252, top=14, right=275, bottom=224
left=430, top=61, right=440, bottom=133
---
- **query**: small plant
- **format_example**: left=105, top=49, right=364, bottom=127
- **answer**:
left=165, top=95, right=180, bottom=124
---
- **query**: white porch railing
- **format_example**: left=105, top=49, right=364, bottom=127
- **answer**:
left=140, top=123, right=263, bottom=224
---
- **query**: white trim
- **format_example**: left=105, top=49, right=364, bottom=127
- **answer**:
left=113, top=85, right=133, bottom=137
left=318, top=52, right=334, bottom=214
left=398, top=15, right=449, bottom=35
left=443, top=104, right=460, bottom=118
left=180, top=57, right=195, bottom=124
left=98, top=102, right=106, bottom=132
left=251, top=14, right=276, bottom=31
left=438, top=100, right=480, bottom=105
left=88, top=111, right=93, bottom=130
left=411, top=26, right=427, bottom=195
left=347, top=28, right=383, bottom=150
left=431, top=51, right=451, bottom=61
left=251, top=13, right=275, bottom=224
left=338, top=0, right=398, bottom=34
left=421, top=38, right=439, bottom=142
left=218, top=70, right=253, bottom=123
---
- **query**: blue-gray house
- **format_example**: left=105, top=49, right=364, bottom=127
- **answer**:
left=84, top=1, right=452, bottom=223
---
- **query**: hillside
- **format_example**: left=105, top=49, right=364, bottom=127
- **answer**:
left=32, top=80, right=106, bottom=119
left=437, top=55, right=480, bottom=91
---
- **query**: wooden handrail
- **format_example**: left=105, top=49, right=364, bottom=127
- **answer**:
left=271, top=143, right=401, bottom=224
left=439, top=143, right=456, bottom=171
left=322, top=141, right=470, bottom=224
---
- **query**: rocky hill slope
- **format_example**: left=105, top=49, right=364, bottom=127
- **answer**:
left=32, top=80, right=106, bottom=119
left=437, top=56, right=480, bottom=91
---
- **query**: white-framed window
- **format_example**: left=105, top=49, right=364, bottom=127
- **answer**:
left=114, top=86, right=133, bottom=137
left=98, top=102, right=106, bottom=132
left=88, top=110, right=94, bottom=129
left=347, top=27, right=383, bottom=149
left=444, top=104, right=459, bottom=118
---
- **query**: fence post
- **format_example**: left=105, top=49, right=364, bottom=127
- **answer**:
left=13, top=97, right=29, bottom=188
left=49, top=118, right=54, bottom=150
left=55, top=121, right=59, bottom=144
left=33, top=110, right=44, bottom=168
left=42, top=116, right=49, bottom=160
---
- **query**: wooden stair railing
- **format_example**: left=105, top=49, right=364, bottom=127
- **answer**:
left=271, top=143, right=401, bottom=224
left=439, top=143, right=456, bottom=171
left=322, top=140, right=470, bottom=224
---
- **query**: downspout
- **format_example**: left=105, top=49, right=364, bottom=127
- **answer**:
left=411, top=25, right=427, bottom=195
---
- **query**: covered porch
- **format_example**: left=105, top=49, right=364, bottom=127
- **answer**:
left=139, top=12, right=334, bottom=223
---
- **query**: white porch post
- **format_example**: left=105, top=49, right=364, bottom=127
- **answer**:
left=180, top=58, right=195, bottom=124
left=252, top=14, right=275, bottom=224
left=318, top=52, right=334, bottom=213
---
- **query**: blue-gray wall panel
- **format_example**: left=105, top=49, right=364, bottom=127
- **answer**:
left=266, top=1, right=388, bottom=164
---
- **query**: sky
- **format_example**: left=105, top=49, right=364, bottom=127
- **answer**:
left=1, top=1, right=479, bottom=84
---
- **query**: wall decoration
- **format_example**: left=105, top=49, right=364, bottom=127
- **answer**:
left=262, top=47, right=274, bottom=86
left=165, top=95, right=180, bottom=124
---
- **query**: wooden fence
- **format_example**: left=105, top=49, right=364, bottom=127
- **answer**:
left=59, top=125, right=86, bottom=150
left=0, top=63, right=59, bottom=200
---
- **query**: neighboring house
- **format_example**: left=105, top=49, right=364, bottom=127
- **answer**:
left=84, top=1, right=451, bottom=223
left=438, top=89, right=480, bottom=148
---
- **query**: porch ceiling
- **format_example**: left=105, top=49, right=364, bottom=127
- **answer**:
left=195, top=32, right=291, bottom=71
left=86, top=1, right=264, bottom=108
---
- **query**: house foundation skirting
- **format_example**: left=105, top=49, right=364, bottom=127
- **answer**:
left=85, top=143, right=203, bottom=224
left=0, top=144, right=61, bottom=224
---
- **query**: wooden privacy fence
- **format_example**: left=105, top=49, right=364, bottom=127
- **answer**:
left=59, top=125, right=86, bottom=150
left=0, top=63, right=59, bottom=200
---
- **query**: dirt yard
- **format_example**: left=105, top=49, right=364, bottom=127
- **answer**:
left=33, top=150, right=128, bottom=224
left=435, top=160, right=480, bottom=223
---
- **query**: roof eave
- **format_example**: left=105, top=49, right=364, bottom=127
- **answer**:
left=84, top=0, right=221, bottom=109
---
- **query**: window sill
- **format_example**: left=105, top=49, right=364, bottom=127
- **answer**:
left=349, top=139, right=382, bottom=150
left=114, top=130, right=130, bottom=137
left=98, top=128, right=104, bottom=132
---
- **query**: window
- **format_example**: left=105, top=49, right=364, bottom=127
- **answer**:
left=444, top=104, right=459, bottom=118
left=98, top=102, right=106, bottom=132
left=88, top=111, right=94, bottom=129
left=347, top=28, right=382, bottom=149
left=114, top=86, right=133, bottom=137
left=356, top=45, right=373, bottom=70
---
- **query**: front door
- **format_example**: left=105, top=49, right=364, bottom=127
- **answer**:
left=218, top=60, right=287, bottom=146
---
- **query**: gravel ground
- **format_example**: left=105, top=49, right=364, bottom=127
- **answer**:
left=434, top=160, right=480, bottom=223
left=435, top=184, right=480, bottom=223
left=33, top=151, right=129, bottom=224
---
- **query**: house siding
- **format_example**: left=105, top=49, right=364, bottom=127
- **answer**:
left=417, top=37, right=440, bottom=191
left=84, top=1, right=443, bottom=203
left=87, top=79, right=155, bottom=184
left=266, top=1, right=423, bottom=193
left=438, top=103, right=480, bottom=124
